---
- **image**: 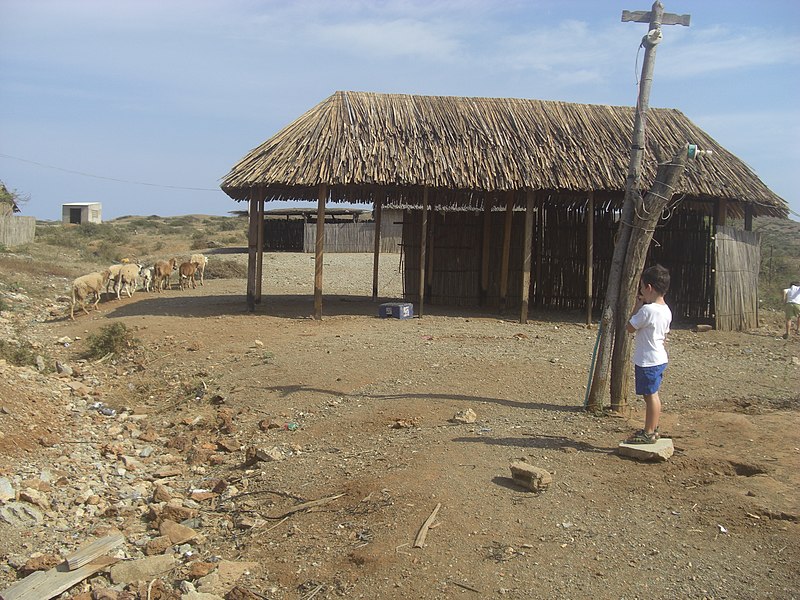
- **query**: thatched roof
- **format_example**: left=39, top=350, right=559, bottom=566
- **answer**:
left=221, top=91, right=788, bottom=218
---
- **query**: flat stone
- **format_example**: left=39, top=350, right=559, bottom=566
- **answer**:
left=110, top=554, right=176, bottom=584
left=160, top=519, right=198, bottom=544
left=0, top=501, right=44, bottom=526
left=618, top=438, right=675, bottom=461
left=0, top=476, right=15, bottom=501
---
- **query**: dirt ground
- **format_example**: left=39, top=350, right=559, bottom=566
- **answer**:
left=0, top=251, right=798, bottom=600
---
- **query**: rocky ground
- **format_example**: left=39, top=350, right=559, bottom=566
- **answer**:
left=0, top=251, right=798, bottom=600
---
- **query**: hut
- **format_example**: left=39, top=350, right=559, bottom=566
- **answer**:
left=62, top=202, right=102, bottom=225
left=221, top=91, right=788, bottom=329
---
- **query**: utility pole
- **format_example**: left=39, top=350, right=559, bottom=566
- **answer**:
left=586, top=1, right=690, bottom=412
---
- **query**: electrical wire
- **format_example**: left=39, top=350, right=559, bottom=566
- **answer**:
left=0, top=152, right=220, bottom=192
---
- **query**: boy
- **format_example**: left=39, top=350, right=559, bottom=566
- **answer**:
left=625, top=264, right=672, bottom=444
left=782, top=281, right=800, bottom=339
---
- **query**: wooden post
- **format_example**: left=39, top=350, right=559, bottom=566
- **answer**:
left=586, top=192, right=594, bottom=325
left=418, top=187, right=429, bottom=317
left=535, top=204, right=542, bottom=305
left=608, top=144, right=690, bottom=410
left=520, top=191, right=535, bottom=324
left=314, top=184, right=327, bottom=320
left=716, top=198, right=728, bottom=227
left=587, top=1, right=690, bottom=412
left=499, top=191, right=514, bottom=313
left=372, top=197, right=383, bottom=300
left=425, top=201, right=435, bottom=302
left=246, top=193, right=259, bottom=312
left=480, top=196, right=493, bottom=306
left=744, top=203, right=753, bottom=231
left=255, top=193, right=265, bottom=303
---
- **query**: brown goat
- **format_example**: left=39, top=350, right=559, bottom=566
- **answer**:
left=153, top=258, right=178, bottom=292
left=179, top=261, right=198, bottom=290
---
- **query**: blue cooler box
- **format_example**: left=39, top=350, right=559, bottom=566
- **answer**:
left=379, top=302, right=414, bottom=319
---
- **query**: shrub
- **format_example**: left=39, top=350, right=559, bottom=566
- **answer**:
left=0, top=339, right=39, bottom=367
left=204, top=258, right=247, bottom=280
left=84, top=323, right=138, bottom=359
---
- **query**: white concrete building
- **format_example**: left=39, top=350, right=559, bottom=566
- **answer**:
left=62, top=202, right=102, bottom=224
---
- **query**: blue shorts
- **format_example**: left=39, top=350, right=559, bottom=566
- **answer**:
left=635, top=363, right=667, bottom=396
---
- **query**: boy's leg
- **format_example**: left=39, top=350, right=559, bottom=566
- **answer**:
left=643, top=392, right=661, bottom=434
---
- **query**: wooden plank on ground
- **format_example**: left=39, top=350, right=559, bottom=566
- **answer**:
left=0, top=556, right=118, bottom=600
left=65, top=529, right=125, bottom=571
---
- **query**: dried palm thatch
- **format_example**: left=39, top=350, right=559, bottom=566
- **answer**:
left=221, top=91, right=787, bottom=218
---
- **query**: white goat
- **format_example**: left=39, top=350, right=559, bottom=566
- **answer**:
left=114, top=263, right=141, bottom=299
left=71, top=270, right=111, bottom=319
left=105, top=264, right=125, bottom=295
left=139, top=265, right=154, bottom=292
left=190, top=254, right=208, bottom=286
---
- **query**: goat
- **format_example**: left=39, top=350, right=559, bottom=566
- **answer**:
left=114, top=263, right=141, bottom=299
left=139, top=265, right=154, bottom=292
left=179, top=261, right=199, bottom=290
left=153, top=258, right=178, bottom=292
left=105, top=264, right=125, bottom=295
left=71, top=270, right=111, bottom=319
left=190, top=254, right=209, bottom=286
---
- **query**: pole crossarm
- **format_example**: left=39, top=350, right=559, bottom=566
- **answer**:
left=622, top=10, right=690, bottom=26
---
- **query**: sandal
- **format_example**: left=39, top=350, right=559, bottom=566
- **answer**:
left=631, top=427, right=662, bottom=440
left=626, top=430, right=658, bottom=444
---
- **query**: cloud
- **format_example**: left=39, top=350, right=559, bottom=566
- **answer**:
left=658, top=26, right=800, bottom=77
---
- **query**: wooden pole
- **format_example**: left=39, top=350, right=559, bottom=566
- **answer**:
left=587, top=1, right=689, bottom=412
left=425, top=204, right=435, bottom=302
left=480, top=196, right=493, bottom=306
left=255, top=193, right=265, bottom=304
left=418, top=187, right=429, bottom=317
left=744, top=203, right=753, bottom=232
left=314, top=184, right=327, bottom=320
left=586, top=192, right=594, bottom=325
left=535, top=204, right=542, bottom=305
left=499, top=191, right=514, bottom=313
left=520, top=191, right=535, bottom=324
left=246, top=193, right=259, bottom=312
left=372, top=197, right=383, bottom=300
left=716, top=198, right=728, bottom=227
left=608, top=145, right=689, bottom=410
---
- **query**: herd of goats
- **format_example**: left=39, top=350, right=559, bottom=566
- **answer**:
left=69, top=253, right=208, bottom=319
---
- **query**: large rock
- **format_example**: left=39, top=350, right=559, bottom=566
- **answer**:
left=509, top=461, right=552, bottom=492
left=618, top=438, right=675, bottom=461
left=110, top=554, right=177, bottom=584
left=160, top=518, right=198, bottom=544
left=196, top=560, right=258, bottom=594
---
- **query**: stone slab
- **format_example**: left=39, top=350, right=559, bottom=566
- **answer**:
left=618, top=438, right=674, bottom=462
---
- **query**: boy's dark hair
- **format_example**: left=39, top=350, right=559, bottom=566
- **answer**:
left=642, top=264, right=670, bottom=296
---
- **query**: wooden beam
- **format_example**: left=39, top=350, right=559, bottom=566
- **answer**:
left=744, top=203, right=753, bottom=231
left=716, top=198, right=728, bottom=227
left=372, top=197, right=383, bottom=300
left=314, top=184, right=327, bottom=320
left=480, top=196, right=493, bottom=306
left=520, top=191, right=534, bottom=324
left=246, top=194, right=259, bottom=312
left=418, top=187, right=429, bottom=317
left=425, top=200, right=435, bottom=302
left=499, top=191, right=514, bottom=313
left=586, top=192, right=594, bottom=325
left=255, top=193, right=265, bottom=303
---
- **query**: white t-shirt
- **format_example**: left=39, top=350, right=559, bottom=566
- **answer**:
left=630, top=302, right=672, bottom=367
left=784, top=285, right=800, bottom=305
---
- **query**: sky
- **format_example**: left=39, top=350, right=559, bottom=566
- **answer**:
left=1, top=0, right=798, bottom=222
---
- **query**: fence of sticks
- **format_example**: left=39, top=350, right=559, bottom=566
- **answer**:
left=400, top=203, right=719, bottom=323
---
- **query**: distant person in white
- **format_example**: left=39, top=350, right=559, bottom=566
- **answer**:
left=782, top=281, right=800, bottom=340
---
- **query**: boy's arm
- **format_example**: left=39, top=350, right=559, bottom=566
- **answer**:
left=626, top=295, right=645, bottom=333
